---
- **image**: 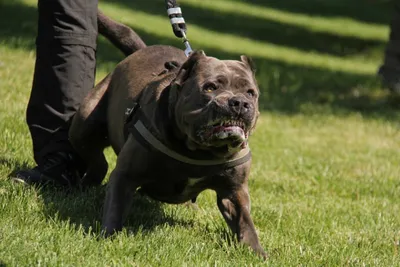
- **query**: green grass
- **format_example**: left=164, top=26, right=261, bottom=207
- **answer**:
left=1, top=0, right=400, bottom=265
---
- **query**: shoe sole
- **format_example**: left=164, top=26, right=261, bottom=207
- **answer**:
left=10, top=176, right=31, bottom=185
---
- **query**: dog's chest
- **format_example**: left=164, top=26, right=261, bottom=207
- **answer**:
left=140, top=176, right=207, bottom=204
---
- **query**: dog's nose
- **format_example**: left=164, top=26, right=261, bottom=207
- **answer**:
left=228, top=96, right=251, bottom=114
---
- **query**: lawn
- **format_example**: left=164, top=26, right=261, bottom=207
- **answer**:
left=1, top=0, right=400, bottom=266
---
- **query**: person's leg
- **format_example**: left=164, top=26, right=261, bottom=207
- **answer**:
left=379, top=2, right=400, bottom=94
left=14, top=0, right=98, bottom=186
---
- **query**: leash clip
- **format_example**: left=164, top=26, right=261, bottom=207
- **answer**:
left=180, top=30, right=193, bottom=57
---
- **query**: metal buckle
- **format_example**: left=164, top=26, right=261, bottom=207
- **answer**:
left=124, top=102, right=139, bottom=123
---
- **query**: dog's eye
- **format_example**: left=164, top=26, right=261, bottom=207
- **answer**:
left=247, top=89, right=256, bottom=97
left=203, top=82, right=218, bottom=93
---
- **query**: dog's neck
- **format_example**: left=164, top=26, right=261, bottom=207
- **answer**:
left=154, top=85, right=183, bottom=145
left=155, top=85, right=210, bottom=156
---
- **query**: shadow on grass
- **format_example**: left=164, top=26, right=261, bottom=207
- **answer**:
left=106, top=0, right=386, bottom=58
left=0, top=157, right=31, bottom=174
left=1, top=160, right=188, bottom=236
left=2, top=158, right=196, bottom=236
left=30, top=184, right=193, bottom=235
left=229, top=0, right=393, bottom=25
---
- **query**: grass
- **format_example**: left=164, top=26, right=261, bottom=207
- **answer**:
left=1, top=0, right=400, bottom=265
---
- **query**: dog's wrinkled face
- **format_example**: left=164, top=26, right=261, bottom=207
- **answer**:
left=169, top=51, right=260, bottom=157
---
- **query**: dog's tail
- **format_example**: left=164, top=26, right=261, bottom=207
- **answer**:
left=98, top=10, right=147, bottom=56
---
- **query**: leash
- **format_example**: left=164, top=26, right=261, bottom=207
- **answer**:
left=165, top=0, right=193, bottom=57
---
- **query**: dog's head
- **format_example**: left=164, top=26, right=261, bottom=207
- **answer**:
left=169, top=51, right=260, bottom=157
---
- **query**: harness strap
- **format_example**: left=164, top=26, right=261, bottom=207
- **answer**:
left=133, top=119, right=251, bottom=166
left=124, top=104, right=252, bottom=176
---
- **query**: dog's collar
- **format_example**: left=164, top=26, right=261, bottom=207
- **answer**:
left=124, top=103, right=251, bottom=172
left=133, top=119, right=251, bottom=166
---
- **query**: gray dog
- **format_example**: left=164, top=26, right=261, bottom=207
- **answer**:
left=70, top=12, right=266, bottom=259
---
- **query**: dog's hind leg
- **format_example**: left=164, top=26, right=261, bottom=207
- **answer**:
left=69, top=74, right=112, bottom=186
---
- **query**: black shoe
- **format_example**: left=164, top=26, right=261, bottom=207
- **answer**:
left=11, top=152, right=84, bottom=187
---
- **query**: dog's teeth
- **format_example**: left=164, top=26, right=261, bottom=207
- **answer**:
left=215, top=120, right=248, bottom=127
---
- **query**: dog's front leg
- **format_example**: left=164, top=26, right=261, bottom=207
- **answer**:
left=102, top=168, right=137, bottom=235
left=216, top=183, right=267, bottom=259
left=102, top=136, right=145, bottom=235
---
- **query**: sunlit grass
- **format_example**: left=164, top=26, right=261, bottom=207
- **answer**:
left=1, top=0, right=400, bottom=266
left=181, top=0, right=389, bottom=41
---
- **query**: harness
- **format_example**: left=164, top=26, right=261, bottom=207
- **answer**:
left=124, top=101, right=252, bottom=178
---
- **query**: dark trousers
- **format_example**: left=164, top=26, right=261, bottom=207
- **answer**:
left=383, top=2, right=400, bottom=71
left=27, top=0, right=98, bottom=165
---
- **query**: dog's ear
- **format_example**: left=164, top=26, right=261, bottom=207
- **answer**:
left=169, top=50, right=206, bottom=119
left=172, top=50, right=206, bottom=88
left=240, top=55, right=256, bottom=74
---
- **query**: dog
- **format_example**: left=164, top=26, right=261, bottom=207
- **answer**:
left=69, top=11, right=266, bottom=259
